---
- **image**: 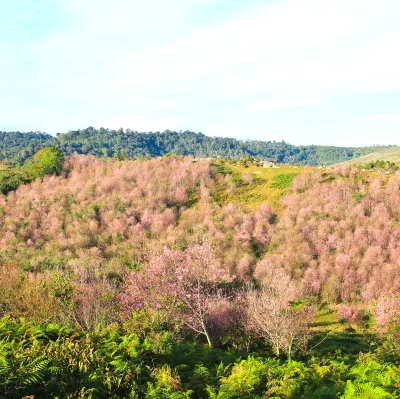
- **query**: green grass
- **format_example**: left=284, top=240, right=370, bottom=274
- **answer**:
left=313, top=305, right=344, bottom=334
left=211, top=161, right=303, bottom=209
left=271, top=173, right=299, bottom=189
left=334, top=147, right=400, bottom=167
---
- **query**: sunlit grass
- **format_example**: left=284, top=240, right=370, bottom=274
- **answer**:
left=211, top=161, right=304, bottom=209
left=334, top=147, right=400, bottom=167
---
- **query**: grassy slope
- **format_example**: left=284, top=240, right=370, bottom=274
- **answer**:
left=2, top=157, right=398, bottom=397
left=333, top=147, right=400, bottom=167
left=209, top=162, right=374, bottom=372
left=212, top=161, right=378, bottom=335
left=211, top=161, right=305, bottom=209
left=210, top=160, right=392, bottom=209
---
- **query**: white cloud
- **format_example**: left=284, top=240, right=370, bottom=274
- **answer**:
left=82, top=0, right=400, bottom=103
left=1, top=0, right=400, bottom=144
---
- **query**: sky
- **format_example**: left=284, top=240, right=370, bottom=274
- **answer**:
left=1, top=0, right=400, bottom=146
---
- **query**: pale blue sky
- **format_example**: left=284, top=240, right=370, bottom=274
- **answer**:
left=1, top=0, right=400, bottom=146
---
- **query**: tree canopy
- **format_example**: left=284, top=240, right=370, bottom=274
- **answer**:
left=1, top=128, right=394, bottom=166
left=0, top=147, right=64, bottom=194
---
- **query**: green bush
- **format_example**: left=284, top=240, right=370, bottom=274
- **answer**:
left=0, top=167, right=26, bottom=194
left=146, top=365, right=193, bottom=398
left=340, top=354, right=400, bottom=399
left=0, top=147, right=64, bottom=195
left=25, top=147, right=64, bottom=179
left=210, top=357, right=273, bottom=399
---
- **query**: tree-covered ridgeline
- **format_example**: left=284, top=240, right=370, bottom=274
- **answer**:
left=1, top=127, right=395, bottom=166
left=0, top=131, right=58, bottom=166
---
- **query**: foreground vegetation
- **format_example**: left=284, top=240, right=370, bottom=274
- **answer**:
left=1, top=316, right=400, bottom=399
left=1, top=151, right=400, bottom=397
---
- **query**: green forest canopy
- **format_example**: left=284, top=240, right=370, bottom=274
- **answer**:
left=0, top=127, right=396, bottom=166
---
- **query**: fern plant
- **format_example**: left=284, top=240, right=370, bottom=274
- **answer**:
left=0, top=354, right=49, bottom=398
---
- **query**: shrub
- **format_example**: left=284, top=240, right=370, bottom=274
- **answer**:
left=0, top=147, right=64, bottom=194
left=337, top=304, right=364, bottom=325
left=210, top=357, right=272, bottom=399
left=0, top=168, right=26, bottom=194
left=146, top=365, right=192, bottom=398
left=340, top=354, right=400, bottom=399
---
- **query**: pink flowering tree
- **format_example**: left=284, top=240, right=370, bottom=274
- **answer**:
left=122, top=244, right=233, bottom=347
left=337, top=304, right=364, bottom=325
left=373, top=291, right=400, bottom=356
left=205, top=294, right=249, bottom=349
left=374, top=293, right=400, bottom=334
left=247, top=268, right=315, bottom=359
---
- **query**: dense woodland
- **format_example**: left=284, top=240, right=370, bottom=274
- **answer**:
left=1, top=128, right=394, bottom=166
left=1, top=148, right=400, bottom=398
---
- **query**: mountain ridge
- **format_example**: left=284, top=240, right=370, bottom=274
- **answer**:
left=1, top=127, right=396, bottom=166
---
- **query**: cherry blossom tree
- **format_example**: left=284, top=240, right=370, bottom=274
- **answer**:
left=247, top=269, right=315, bottom=359
left=122, top=244, right=233, bottom=347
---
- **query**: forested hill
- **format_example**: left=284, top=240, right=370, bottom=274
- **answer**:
left=0, top=127, right=394, bottom=166
left=0, top=131, right=58, bottom=165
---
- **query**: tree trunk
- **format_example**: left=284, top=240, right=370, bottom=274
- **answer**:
left=275, top=341, right=280, bottom=358
left=202, top=321, right=213, bottom=348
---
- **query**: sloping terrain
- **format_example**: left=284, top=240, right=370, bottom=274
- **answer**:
left=1, top=154, right=400, bottom=397
left=334, top=146, right=400, bottom=167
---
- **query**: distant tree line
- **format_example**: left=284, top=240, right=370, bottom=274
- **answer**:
left=1, top=127, right=396, bottom=166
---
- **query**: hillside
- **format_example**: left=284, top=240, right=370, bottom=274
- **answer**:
left=334, top=146, right=400, bottom=167
left=1, top=127, right=394, bottom=166
left=1, top=153, right=400, bottom=397
left=3, top=154, right=400, bottom=317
